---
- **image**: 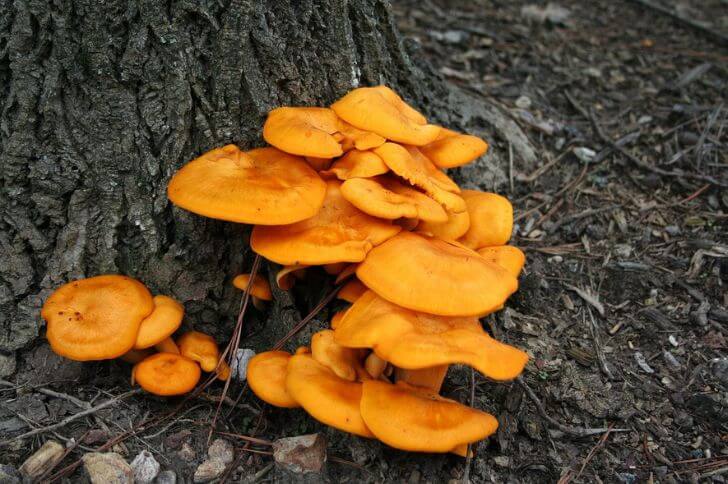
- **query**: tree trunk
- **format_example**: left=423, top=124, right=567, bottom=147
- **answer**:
left=0, top=0, right=536, bottom=375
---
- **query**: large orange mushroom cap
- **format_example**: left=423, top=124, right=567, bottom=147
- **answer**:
left=167, top=145, right=326, bottom=225
left=331, top=86, right=441, bottom=146
left=320, top=150, right=389, bottom=180
left=360, top=380, right=498, bottom=453
left=356, top=232, right=518, bottom=316
left=458, top=191, right=514, bottom=249
left=251, top=180, right=401, bottom=265
left=477, top=246, right=526, bottom=278
left=418, top=209, right=471, bottom=240
left=340, top=176, right=448, bottom=223
left=134, top=295, right=184, bottom=350
left=42, top=275, right=154, bottom=361
left=420, top=128, right=489, bottom=169
left=247, top=351, right=300, bottom=408
left=310, top=330, right=368, bottom=382
left=285, top=353, right=374, bottom=438
left=177, top=331, right=221, bottom=372
left=373, top=143, right=465, bottom=213
left=335, top=291, right=528, bottom=380
left=232, top=274, right=273, bottom=301
left=263, top=107, right=343, bottom=158
left=132, top=353, right=201, bottom=396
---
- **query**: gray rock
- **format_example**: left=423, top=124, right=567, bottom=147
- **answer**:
left=272, top=433, right=327, bottom=475
left=155, top=470, right=177, bottom=484
left=82, top=452, right=133, bottom=484
left=193, top=460, right=226, bottom=483
left=231, top=348, right=256, bottom=381
left=0, top=464, right=21, bottom=484
left=521, top=3, right=571, bottom=24
left=19, top=440, right=65, bottom=479
left=130, top=450, right=160, bottom=484
left=207, top=438, right=234, bottom=464
left=0, top=352, right=15, bottom=377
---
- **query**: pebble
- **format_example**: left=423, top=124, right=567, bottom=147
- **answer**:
left=82, top=452, right=133, bottom=484
left=19, top=440, right=65, bottom=480
left=515, top=96, right=532, bottom=109
left=573, top=146, right=596, bottom=163
left=634, top=352, right=655, bottom=374
left=0, top=464, right=20, bottom=484
left=272, top=433, right=327, bottom=475
left=177, top=442, right=196, bottom=462
left=193, top=460, right=226, bottom=483
left=155, top=470, right=177, bottom=484
left=207, top=438, right=234, bottom=465
left=0, top=353, right=16, bottom=377
left=130, top=450, right=160, bottom=484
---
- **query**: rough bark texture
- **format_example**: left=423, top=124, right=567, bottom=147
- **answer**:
left=0, top=0, right=535, bottom=372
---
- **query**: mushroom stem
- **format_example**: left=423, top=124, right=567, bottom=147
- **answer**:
left=155, top=337, right=180, bottom=354
left=394, top=365, right=449, bottom=393
left=365, top=353, right=388, bottom=379
left=252, top=296, right=265, bottom=311
left=120, top=349, right=153, bottom=364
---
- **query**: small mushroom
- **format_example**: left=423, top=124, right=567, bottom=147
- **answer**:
left=331, top=86, right=441, bottom=146
left=364, top=353, right=388, bottom=379
left=477, top=246, right=526, bottom=278
left=337, top=279, right=368, bottom=303
left=320, top=150, right=389, bottom=180
left=132, top=353, right=201, bottom=396
left=310, top=330, right=368, bottom=382
left=233, top=273, right=273, bottom=309
left=334, top=119, right=386, bottom=151
left=263, top=107, right=343, bottom=158
left=120, top=349, right=154, bottom=364
left=359, top=380, right=498, bottom=454
left=356, top=232, right=518, bottom=316
left=154, top=337, right=180, bottom=354
left=177, top=331, right=223, bottom=373
left=458, top=191, right=514, bottom=249
left=275, top=265, right=307, bottom=290
left=134, top=295, right=184, bottom=350
left=420, top=128, right=488, bottom=169
left=247, top=351, right=300, bottom=408
left=167, top=145, right=326, bottom=225
left=41, top=275, right=154, bottom=361
left=418, top=209, right=471, bottom=240
left=251, top=180, right=401, bottom=265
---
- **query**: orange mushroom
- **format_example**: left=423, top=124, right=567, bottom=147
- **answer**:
left=154, top=337, right=180, bottom=354
left=134, top=295, right=184, bottom=350
left=337, top=279, right=368, bottom=303
left=177, top=331, right=222, bottom=372
left=285, top=353, right=374, bottom=438
left=360, top=380, right=498, bottom=453
left=334, top=121, right=386, bottom=152
left=233, top=273, right=273, bottom=309
left=132, top=353, right=201, bottom=396
left=120, top=348, right=154, bottom=364
left=320, top=150, right=389, bottom=180
left=340, top=176, right=448, bottom=223
left=310, top=330, right=368, bottom=382
left=247, top=351, right=300, bottom=408
left=357, top=232, right=518, bottom=316
left=275, top=265, right=308, bottom=291
left=418, top=209, right=471, bottom=240
left=330, top=310, right=348, bottom=330
left=42, top=275, right=154, bottom=361
left=458, top=191, right=514, bottom=249
left=251, top=180, right=401, bottom=265
left=420, top=128, right=488, bottom=169
left=477, top=246, right=526, bottom=278
left=331, top=86, right=440, bottom=146
left=263, top=107, right=343, bottom=158
left=167, top=145, right=326, bottom=225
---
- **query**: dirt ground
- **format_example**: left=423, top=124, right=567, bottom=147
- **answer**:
left=1, top=0, right=727, bottom=482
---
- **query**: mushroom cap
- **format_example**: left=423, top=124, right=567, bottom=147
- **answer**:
left=263, top=107, right=343, bottom=158
left=167, top=145, right=326, bottom=225
left=420, top=129, right=488, bottom=169
left=335, top=291, right=528, bottom=380
left=286, top=353, right=374, bottom=438
left=373, top=143, right=465, bottom=213
left=233, top=274, right=273, bottom=301
left=360, top=380, right=498, bottom=453
left=251, top=180, right=401, bottom=265
left=275, top=265, right=307, bottom=290
left=356, top=232, right=518, bottom=316
left=311, top=330, right=368, bottom=382
left=177, top=331, right=221, bottom=372
left=134, top=295, right=185, bottom=350
left=331, top=86, right=440, bottom=146
left=337, top=279, right=368, bottom=303
left=247, top=351, right=300, bottom=408
left=417, top=209, right=471, bottom=240
left=476, top=246, right=526, bottom=278
left=132, top=353, right=201, bottom=396
left=42, top=275, right=154, bottom=361
left=305, top=156, right=333, bottom=172
left=340, top=176, right=448, bottom=223
left=335, top=120, right=386, bottom=151
left=330, top=310, right=348, bottom=330
left=320, top=150, right=389, bottom=180
left=458, top=191, right=514, bottom=249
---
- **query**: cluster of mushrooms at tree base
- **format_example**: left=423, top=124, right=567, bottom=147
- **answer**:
left=41, top=86, right=529, bottom=457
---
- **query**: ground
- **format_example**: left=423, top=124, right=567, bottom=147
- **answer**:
left=1, top=0, right=727, bottom=482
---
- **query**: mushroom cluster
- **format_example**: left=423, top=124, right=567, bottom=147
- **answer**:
left=165, top=86, right=529, bottom=455
left=41, top=274, right=230, bottom=396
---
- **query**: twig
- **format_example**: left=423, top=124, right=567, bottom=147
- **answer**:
left=0, top=379, right=90, bottom=409
left=586, top=308, right=615, bottom=380
left=517, top=377, right=627, bottom=437
left=559, top=425, right=615, bottom=484
left=547, top=205, right=619, bottom=234
left=565, top=284, right=606, bottom=317
left=0, top=388, right=142, bottom=445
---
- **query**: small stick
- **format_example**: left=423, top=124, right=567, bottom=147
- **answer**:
left=0, top=388, right=142, bottom=445
left=565, top=284, right=606, bottom=317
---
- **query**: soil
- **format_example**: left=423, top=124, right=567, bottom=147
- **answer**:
left=2, top=0, right=726, bottom=482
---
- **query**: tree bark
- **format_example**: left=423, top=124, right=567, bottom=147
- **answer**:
left=0, top=0, right=536, bottom=374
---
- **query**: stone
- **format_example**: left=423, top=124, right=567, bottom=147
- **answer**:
left=0, top=464, right=21, bottom=484
left=521, top=3, right=571, bottom=24
left=0, top=352, right=15, bottom=377
left=177, top=442, right=196, bottom=462
left=272, top=433, right=327, bottom=475
left=231, top=348, right=256, bottom=381
left=155, top=470, right=177, bottom=484
left=193, top=460, right=226, bottom=483
left=18, top=440, right=65, bottom=480
left=82, top=452, right=133, bottom=484
left=130, top=450, right=160, bottom=484
left=207, top=438, right=234, bottom=464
